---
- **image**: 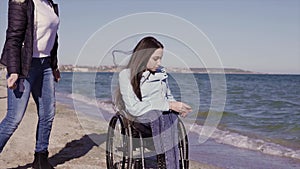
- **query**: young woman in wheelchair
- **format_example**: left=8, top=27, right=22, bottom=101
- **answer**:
left=115, top=36, right=192, bottom=169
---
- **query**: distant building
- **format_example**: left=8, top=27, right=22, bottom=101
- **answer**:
left=73, top=67, right=89, bottom=72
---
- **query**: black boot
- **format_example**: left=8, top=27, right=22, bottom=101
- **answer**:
left=32, top=151, right=54, bottom=169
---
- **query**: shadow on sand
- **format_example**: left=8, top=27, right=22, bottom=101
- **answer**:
left=9, top=133, right=107, bottom=169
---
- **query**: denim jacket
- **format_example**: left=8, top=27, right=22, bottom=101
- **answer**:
left=119, top=67, right=176, bottom=116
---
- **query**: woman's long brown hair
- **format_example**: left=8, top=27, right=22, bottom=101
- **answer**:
left=114, top=36, right=164, bottom=111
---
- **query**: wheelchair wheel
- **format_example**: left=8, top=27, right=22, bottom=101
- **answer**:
left=178, top=118, right=189, bottom=169
left=106, top=114, right=133, bottom=169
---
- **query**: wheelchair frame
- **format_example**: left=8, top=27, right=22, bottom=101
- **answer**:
left=106, top=111, right=189, bottom=169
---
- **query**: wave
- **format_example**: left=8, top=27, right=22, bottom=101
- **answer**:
left=265, top=99, right=300, bottom=108
left=190, top=124, right=300, bottom=160
left=56, top=92, right=115, bottom=116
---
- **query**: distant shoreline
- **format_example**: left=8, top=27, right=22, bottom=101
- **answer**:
left=58, top=65, right=262, bottom=74
left=58, top=65, right=300, bottom=75
left=1, top=64, right=299, bottom=75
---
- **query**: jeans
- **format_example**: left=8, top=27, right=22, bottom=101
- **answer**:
left=135, top=110, right=179, bottom=169
left=0, top=57, right=55, bottom=153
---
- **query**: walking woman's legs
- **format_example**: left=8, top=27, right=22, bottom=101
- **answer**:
left=31, top=58, right=55, bottom=153
left=0, top=79, right=31, bottom=153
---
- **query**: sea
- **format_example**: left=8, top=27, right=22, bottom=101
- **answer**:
left=55, top=72, right=300, bottom=169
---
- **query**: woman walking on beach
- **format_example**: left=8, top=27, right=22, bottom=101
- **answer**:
left=115, top=36, right=192, bottom=168
left=0, top=0, right=60, bottom=168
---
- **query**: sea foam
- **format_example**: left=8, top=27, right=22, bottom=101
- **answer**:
left=190, top=124, right=300, bottom=160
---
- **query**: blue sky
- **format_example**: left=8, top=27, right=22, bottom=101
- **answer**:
left=0, top=0, right=299, bottom=74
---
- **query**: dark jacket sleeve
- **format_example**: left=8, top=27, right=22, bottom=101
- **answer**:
left=4, top=1, right=27, bottom=75
left=50, top=34, right=59, bottom=70
left=50, top=2, right=59, bottom=70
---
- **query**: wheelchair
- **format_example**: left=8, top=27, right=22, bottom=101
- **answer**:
left=106, top=111, right=189, bottom=169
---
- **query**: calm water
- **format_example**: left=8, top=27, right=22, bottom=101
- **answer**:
left=56, top=72, right=300, bottom=159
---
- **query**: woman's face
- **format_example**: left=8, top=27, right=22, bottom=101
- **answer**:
left=146, top=48, right=163, bottom=72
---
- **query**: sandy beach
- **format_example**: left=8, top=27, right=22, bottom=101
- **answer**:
left=0, top=72, right=300, bottom=169
left=0, top=83, right=220, bottom=169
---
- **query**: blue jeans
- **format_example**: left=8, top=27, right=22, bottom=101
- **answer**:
left=0, top=57, right=55, bottom=153
left=135, top=110, right=179, bottom=169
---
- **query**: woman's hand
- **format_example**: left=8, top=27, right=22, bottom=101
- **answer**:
left=53, top=69, right=61, bottom=82
left=169, top=101, right=192, bottom=117
left=7, top=73, right=18, bottom=89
